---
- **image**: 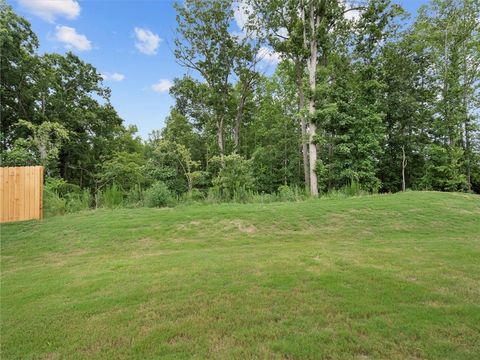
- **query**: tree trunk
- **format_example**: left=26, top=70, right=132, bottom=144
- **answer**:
left=296, top=59, right=310, bottom=192
left=401, top=145, right=406, bottom=192
left=465, top=121, right=471, bottom=190
left=234, top=94, right=247, bottom=153
left=217, top=118, right=225, bottom=159
left=462, top=41, right=471, bottom=191
left=307, top=3, right=318, bottom=197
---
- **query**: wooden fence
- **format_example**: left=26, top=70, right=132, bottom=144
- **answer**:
left=0, top=166, right=44, bottom=223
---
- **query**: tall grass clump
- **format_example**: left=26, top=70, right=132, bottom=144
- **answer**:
left=43, top=178, right=91, bottom=217
left=125, top=184, right=145, bottom=207
left=65, top=189, right=92, bottom=212
left=339, top=180, right=368, bottom=197
left=43, top=187, right=66, bottom=217
left=98, top=184, right=124, bottom=208
left=278, top=185, right=307, bottom=202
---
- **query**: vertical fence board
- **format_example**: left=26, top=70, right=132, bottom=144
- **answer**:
left=26, top=167, right=32, bottom=220
left=33, top=166, right=39, bottom=219
left=39, top=167, right=44, bottom=219
left=19, top=168, right=25, bottom=220
left=32, top=166, right=39, bottom=220
left=9, top=168, right=15, bottom=222
left=2, top=168, right=8, bottom=223
left=0, top=166, right=44, bottom=223
left=0, top=168, right=4, bottom=222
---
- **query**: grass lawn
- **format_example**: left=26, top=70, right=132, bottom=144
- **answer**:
left=1, top=191, right=479, bottom=359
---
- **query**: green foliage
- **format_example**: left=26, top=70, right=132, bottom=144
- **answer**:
left=97, top=152, right=146, bottom=192
left=277, top=185, right=306, bottom=202
left=125, top=184, right=145, bottom=207
left=2, top=0, right=480, bottom=206
left=339, top=180, right=368, bottom=197
left=180, top=188, right=205, bottom=203
left=1, top=1, right=136, bottom=189
left=99, top=185, right=124, bottom=209
left=0, top=138, right=37, bottom=166
left=3, top=120, right=70, bottom=176
left=43, top=188, right=66, bottom=217
left=144, top=181, right=174, bottom=208
left=145, top=140, right=199, bottom=194
left=211, top=154, right=255, bottom=201
left=65, top=190, right=92, bottom=213
left=421, top=144, right=468, bottom=191
left=45, top=177, right=80, bottom=196
left=43, top=177, right=91, bottom=217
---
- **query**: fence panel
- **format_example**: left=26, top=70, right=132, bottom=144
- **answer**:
left=0, top=166, right=44, bottom=223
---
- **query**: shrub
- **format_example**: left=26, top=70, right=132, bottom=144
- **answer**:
left=43, top=188, right=66, bottom=217
left=65, top=189, right=92, bottom=212
left=189, top=188, right=205, bottom=201
left=44, top=178, right=91, bottom=216
left=144, top=181, right=174, bottom=207
left=211, top=154, right=254, bottom=201
left=99, top=184, right=124, bottom=208
left=339, top=180, right=367, bottom=197
left=45, top=177, right=81, bottom=197
left=250, top=192, right=278, bottom=204
left=125, top=184, right=145, bottom=207
left=278, top=185, right=306, bottom=201
left=180, top=188, right=205, bottom=204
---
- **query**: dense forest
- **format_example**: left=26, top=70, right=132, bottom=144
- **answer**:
left=1, top=0, right=479, bottom=212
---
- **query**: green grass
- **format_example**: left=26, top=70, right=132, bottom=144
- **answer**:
left=1, top=191, right=479, bottom=359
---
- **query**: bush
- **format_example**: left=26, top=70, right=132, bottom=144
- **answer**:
left=65, top=189, right=92, bottom=212
left=144, top=181, right=174, bottom=207
left=278, top=185, right=306, bottom=201
left=125, top=184, right=145, bottom=207
left=211, top=154, right=254, bottom=201
left=179, top=188, right=205, bottom=205
left=99, top=184, right=124, bottom=208
left=45, top=177, right=81, bottom=197
left=43, top=188, right=66, bottom=217
left=339, top=180, right=367, bottom=197
left=249, top=192, right=278, bottom=204
left=44, top=178, right=91, bottom=217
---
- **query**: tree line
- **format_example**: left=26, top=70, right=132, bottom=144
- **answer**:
left=1, top=0, right=479, bottom=211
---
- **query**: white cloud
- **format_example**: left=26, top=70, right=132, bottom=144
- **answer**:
left=102, top=72, right=125, bottom=82
left=233, top=1, right=251, bottom=30
left=55, top=25, right=91, bottom=51
left=17, top=0, right=80, bottom=22
left=233, top=1, right=287, bottom=41
left=232, top=1, right=263, bottom=39
left=151, top=79, right=173, bottom=93
left=342, top=0, right=362, bottom=22
left=257, top=47, right=281, bottom=64
left=344, top=9, right=361, bottom=21
left=134, top=27, right=161, bottom=55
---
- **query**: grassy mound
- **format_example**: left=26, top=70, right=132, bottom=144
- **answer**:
left=1, top=192, right=479, bottom=359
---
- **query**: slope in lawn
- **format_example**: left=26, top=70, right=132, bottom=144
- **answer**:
left=1, top=192, right=479, bottom=359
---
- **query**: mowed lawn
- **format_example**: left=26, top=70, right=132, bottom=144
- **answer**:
left=1, top=192, right=479, bottom=359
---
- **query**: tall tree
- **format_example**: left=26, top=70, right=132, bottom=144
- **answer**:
left=413, top=0, right=479, bottom=191
left=247, top=0, right=311, bottom=190
left=0, top=1, right=39, bottom=149
left=174, top=0, right=259, bottom=158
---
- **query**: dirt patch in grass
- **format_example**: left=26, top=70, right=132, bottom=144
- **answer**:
left=231, top=220, right=257, bottom=234
left=176, top=220, right=206, bottom=231
left=131, top=249, right=172, bottom=259
left=138, top=237, right=155, bottom=247
left=43, top=248, right=89, bottom=267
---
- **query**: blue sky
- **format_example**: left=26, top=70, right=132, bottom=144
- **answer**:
left=8, top=0, right=428, bottom=138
